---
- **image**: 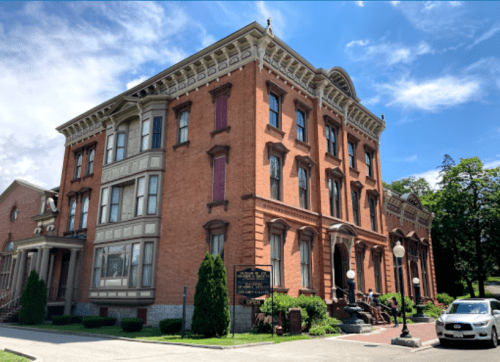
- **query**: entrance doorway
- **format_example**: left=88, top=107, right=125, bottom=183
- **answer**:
left=57, top=252, right=70, bottom=300
left=334, top=244, right=346, bottom=299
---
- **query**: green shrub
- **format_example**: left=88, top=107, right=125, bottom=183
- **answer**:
left=379, top=292, right=414, bottom=314
left=213, top=254, right=231, bottom=336
left=52, top=316, right=73, bottom=325
left=309, top=326, right=326, bottom=336
left=423, top=302, right=445, bottom=319
left=71, top=315, right=83, bottom=324
left=192, top=252, right=217, bottom=337
left=159, top=319, right=183, bottom=334
left=19, top=270, right=47, bottom=325
left=296, top=294, right=327, bottom=328
left=435, top=293, right=454, bottom=306
left=397, top=317, right=414, bottom=324
left=82, top=316, right=117, bottom=328
left=310, top=317, right=341, bottom=334
left=121, top=318, right=143, bottom=332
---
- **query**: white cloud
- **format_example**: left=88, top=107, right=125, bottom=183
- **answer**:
left=468, top=23, right=500, bottom=49
left=448, top=1, right=463, bottom=7
left=256, top=1, right=287, bottom=39
left=485, top=159, right=500, bottom=169
left=405, top=155, right=418, bottom=162
left=355, top=1, right=365, bottom=7
left=411, top=169, right=443, bottom=190
left=126, top=76, right=148, bottom=90
left=384, top=76, right=481, bottom=112
left=0, top=2, right=212, bottom=191
left=363, top=95, right=381, bottom=106
left=390, top=1, right=401, bottom=7
left=346, top=40, right=433, bottom=66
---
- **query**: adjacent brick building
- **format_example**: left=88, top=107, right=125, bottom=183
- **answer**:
left=1, top=20, right=436, bottom=329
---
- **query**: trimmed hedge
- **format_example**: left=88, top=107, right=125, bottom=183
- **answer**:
left=82, top=316, right=117, bottom=328
left=159, top=319, right=182, bottom=334
left=52, top=316, right=83, bottom=325
left=121, top=318, right=143, bottom=332
left=435, top=293, right=454, bottom=306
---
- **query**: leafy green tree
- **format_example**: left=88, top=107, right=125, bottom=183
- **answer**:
left=213, top=254, right=231, bottom=336
left=19, top=270, right=47, bottom=325
left=191, top=252, right=217, bottom=337
left=385, top=176, right=432, bottom=196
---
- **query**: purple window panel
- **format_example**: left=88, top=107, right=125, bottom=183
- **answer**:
left=213, top=156, right=226, bottom=201
left=216, top=95, right=228, bottom=130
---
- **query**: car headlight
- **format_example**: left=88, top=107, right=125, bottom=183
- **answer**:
left=473, top=320, right=490, bottom=327
left=436, top=320, right=444, bottom=326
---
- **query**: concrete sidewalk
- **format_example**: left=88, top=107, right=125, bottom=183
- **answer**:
left=336, top=322, right=438, bottom=347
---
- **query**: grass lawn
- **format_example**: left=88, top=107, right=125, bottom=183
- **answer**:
left=0, top=350, right=31, bottom=362
left=457, top=276, right=498, bottom=299
left=14, top=323, right=312, bottom=345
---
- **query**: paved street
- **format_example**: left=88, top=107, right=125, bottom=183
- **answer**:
left=1, top=326, right=499, bottom=362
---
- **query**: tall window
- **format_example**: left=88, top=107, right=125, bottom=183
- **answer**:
left=105, top=135, right=113, bottom=165
left=270, top=155, right=281, bottom=200
left=352, top=190, right=360, bottom=226
left=326, top=125, right=337, bottom=156
left=141, top=120, right=150, bottom=151
left=100, top=188, right=108, bottom=224
left=86, top=148, right=95, bottom=175
left=178, top=111, right=189, bottom=144
left=129, top=243, right=140, bottom=287
left=212, top=157, right=226, bottom=202
left=348, top=141, right=356, bottom=168
left=269, top=93, right=279, bottom=128
left=142, top=242, right=153, bottom=287
left=366, top=151, right=373, bottom=177
left=373, top=253, right=382, bottom=293
left=67, top=198, right=76, bottom=231
left=136, top=177, right=145, bottom=216
left=328, top=179, right=340, bottom=218
left=10, top=207, right=17, bottom=222
left=80, top=195, right=89, bottom=229
left=369, top=197, right=377, bottom=231
left=355, top=250, right=364, bottom=292
left=74, top=153, right=82, bottom=179
left=216, top=95, right=228, bottom=131
left=109, top=186, right=120, bottom=222
left=211, top=234, right=224, bottom=260
left=147, top=176, right=158, bottom=215
left=297, top=110, right=306, bottom=142
left=152, top=117, right=162, bottom=149
left=271, top=233, right=282, bottom=287
left=93, top=248, right=102, bottom=288
left=298, top=167, right=308, bottom=209
left=102, top=245, right=130, bottom=278
left=115, top=133, right=126, bottom=161
left=300, top=240, right=311, bottom=288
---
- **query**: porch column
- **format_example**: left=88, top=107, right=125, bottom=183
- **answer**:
left=73, top=250, right=83, bottom=301
left=14, top=251, right=27, bottom=300
left=64, top=249, right=78, bottom=315
left=29, top=252, right=36, bottom=272
left=46, top=254, right=55, bottom=301
left=10, top=253, right=21, bottom=301
left=39, top=247, right=51, bottom=284
left=35, top=248, right=43, bottom=275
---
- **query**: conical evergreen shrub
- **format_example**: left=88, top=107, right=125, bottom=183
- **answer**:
left=191, top=252, right=217, bottom=337
left=19, top=270, right=47, bottom=325
left=213, top=254, right=230, bottom=336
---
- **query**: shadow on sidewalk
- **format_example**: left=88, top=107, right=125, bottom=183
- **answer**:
left=0, top=325, right=112, bottom=345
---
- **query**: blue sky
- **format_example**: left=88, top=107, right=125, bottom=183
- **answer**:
left=0, top=1, right=499, bottom=193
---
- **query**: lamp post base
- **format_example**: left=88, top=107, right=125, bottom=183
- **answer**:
left=410, top=315, right=435, bottom=323
left=391, top=337, right=422, bottom=348
left=340, top=323, right=372, bottom=334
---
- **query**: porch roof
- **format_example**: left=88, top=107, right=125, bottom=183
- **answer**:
left=13, top=235, right=85, bottom=251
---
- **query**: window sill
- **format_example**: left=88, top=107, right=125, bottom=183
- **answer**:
left=210, top=126, right=231, bottom=138
left=349, top=167, right=360, bottom=175
left=299, top=288, right=317, bottom=295
left=63, top=230, right=87, bottom=239
left=173, top=141, right=190, bottom=151
left=207, top=200, right=228, bottom=213
left=272, top=287, right=289, bottom=294
left=70, top=178, right=81, bottom=184
left=83, top=173, right=94, bottom=180
left=366, top=175, right=377, bottom=183
left=325, top=152, right=341, bottom=164
left=294, top=139, right=311, bottom=150
left=266, top=124, right=285, bottom=138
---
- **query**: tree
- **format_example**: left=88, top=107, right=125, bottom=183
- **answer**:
left=213, top=254, right=231, bottom=336
left=19, top=270, right=47, bottom=325
left=191, top=252, right=217, bottom=337
left=385, top=176, right=432, bottom=196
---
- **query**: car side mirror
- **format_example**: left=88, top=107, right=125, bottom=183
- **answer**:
left=440, top=310, right=446, bottom=315
left=493, top=310, right=500, bottom=316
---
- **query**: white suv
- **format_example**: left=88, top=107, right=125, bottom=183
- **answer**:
left=435, top=298, right=500, bottom=348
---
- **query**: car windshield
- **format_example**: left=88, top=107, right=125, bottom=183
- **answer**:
left=448, top=302, right=489, bottom=314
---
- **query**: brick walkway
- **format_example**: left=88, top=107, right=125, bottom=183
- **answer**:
left=337, top=323, right=438, bottom=346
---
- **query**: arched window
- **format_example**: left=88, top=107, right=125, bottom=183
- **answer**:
left=10, top=207, right=18, bottom=222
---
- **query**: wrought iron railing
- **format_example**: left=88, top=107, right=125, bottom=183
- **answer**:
left=0, top=295, right=20, bottom=310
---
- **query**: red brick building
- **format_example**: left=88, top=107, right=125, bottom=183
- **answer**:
left=1, top=21, right=436, bottom=329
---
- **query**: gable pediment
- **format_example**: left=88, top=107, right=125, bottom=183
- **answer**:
left=105, top=97, right=139, bottom=117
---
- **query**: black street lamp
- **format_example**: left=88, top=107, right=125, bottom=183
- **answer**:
left=412, top=277, right=428, bottom=318
left=344, top=270, right=363, bottom=325
left=393, top=241, right=412, bottom=339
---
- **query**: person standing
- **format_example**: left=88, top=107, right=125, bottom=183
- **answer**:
left=388, top=296, right=399, bottom=327
left=372, top=293, right=383, bottom=324
left=367, top=289, right=373, bottom=304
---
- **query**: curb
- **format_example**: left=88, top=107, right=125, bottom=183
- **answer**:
left=4, top=348, right=41, bottom=361
left=0, top=324, right=274, bottom=350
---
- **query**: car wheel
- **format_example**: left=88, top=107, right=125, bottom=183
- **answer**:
left=439, top=338, right=450, bottom=347
left=490, top=328, right=498, bottom=349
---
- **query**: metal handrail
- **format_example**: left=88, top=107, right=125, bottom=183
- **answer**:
left=335, top=285, right=391, bottom=312
left=0, top=296, right=20, bottom=310
left=0, top=290, right=13, bottom=307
